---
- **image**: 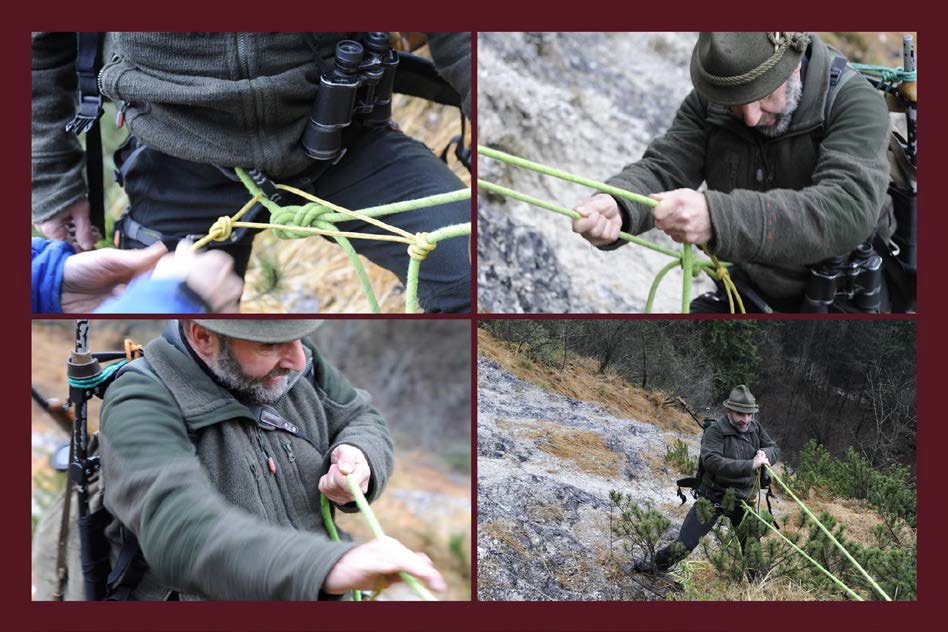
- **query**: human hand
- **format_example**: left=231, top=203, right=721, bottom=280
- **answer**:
left=650, top=189, right=712, bottom=245
left=34, top=199, right=102, bottom=252
left=318, top=444, right=371, bottom=506
left=752, top=450, right=770, bottom=470
left=322, top=536, right=446, bottom=595
left=60, top=241, right=168, bottom=313
left=150, top=240, right=243, bottom=313
left=571, top=194, right=622, bottom=247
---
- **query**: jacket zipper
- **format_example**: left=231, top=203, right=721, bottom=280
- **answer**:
left=254, top=427, right=277, bottom=475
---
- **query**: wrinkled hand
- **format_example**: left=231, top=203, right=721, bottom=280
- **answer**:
left=752, top=450, right=771, bottom=470
left=34, top=199, right=101, bottom=252
left=650, top=189, right=712, bottom=245
left=571, top=194, right=622, bottom=247
left=323, top=536, right=446, bottom=595
left=318, top=444, right=371, bottom=506
left=150, top=240, right=243, bottom=313
left=61, top=242, right=168, bottom=313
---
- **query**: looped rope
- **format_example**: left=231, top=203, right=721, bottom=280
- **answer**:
left=269, top=203, right=333, bottom=239
left=207, top=216, right=235, bottom=242
left=698, top=32, right=809, bottom=87
left=407, top=232, right=435, bottom=260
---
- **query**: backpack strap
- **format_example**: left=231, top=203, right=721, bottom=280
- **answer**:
left=823, top=54, right=859, bottom=124
left=64, top=32, right=106, bottom=239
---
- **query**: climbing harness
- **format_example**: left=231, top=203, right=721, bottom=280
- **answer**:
left=189, top=168, right=470, bottom=313
left=477, top=146, right=743, bottom=314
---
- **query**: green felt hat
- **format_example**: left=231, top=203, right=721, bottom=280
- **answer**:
left=193, top=319, right=321, bottom=343
left=723, top=384, right=759, bottom=414
left=691, top=32, right=810, bottom=106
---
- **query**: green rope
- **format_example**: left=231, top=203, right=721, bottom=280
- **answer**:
left=739, top=500, right=864, bottom=601
left=478, top=147, right=747, bottom=314
left=765, top=464, right=892, bottom=601
left=319, top=495, right=362, bottom=601
left=319, top=476, right=437, bottom=601
left=66, top=360, right=127, bottom=389
left=198, top=168, right=471, bottom=313
left=850, top=63, right=917, bottom=84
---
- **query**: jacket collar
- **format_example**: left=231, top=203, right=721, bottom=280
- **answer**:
left=145, top=321, right=313, bottom=431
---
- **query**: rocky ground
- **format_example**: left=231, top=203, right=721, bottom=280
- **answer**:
left=476, top=32, right=715, bottom=313
left=476, top=357, right=700, bottom=601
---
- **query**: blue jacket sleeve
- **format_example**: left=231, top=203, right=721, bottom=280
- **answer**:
left=31, top=237, right=73, bottom=313
left=95, top=276, right=209, bottom=314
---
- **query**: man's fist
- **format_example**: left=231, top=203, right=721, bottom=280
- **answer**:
left=571, top=194, right=622, bottom=247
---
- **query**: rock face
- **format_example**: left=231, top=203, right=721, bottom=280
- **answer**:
left=476, top=358, right=699, bottom=601
left=476, top=32, right=714, bottom=313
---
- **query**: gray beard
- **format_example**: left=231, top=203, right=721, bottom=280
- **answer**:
left=753, top=73, right=803, bottom=138
left=209, top=337, right=294, bottom=404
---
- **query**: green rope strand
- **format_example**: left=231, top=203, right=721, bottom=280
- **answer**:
left=319, top=495, right=362, bottom=601
left=478, top=179, right=681, bottom=259
left=478, top=145, right=656, bottom=208
left=739, top=500, right=864, bottom=601
left=765, top=464, right=892, bottom=601
left=343, top=474, right=437, bottom=601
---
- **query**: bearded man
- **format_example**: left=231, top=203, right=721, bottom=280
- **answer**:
left=97, top=319, right=443, bottom=600
left=630, top=385, right=779, bottom=575
left=571, top=32, right=893, bottom=313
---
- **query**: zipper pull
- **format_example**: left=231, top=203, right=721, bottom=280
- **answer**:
left=267, top=456, right=277, bottom=475
left=115, top=101, right=129, bottom=128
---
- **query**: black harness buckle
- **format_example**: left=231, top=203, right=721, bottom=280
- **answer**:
left=65, top=94, right=104, bottom=136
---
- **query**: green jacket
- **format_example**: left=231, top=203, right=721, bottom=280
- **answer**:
left=698, top=416, right=779, bottom=501
left=31, top=32, right=470, bottom=223
left=605, top=34, right=891, bottom=304
left=98, top=321, right=393, bottom=600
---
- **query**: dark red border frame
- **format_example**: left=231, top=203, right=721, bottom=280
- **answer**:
left=16, top=3, right=945, bottom=630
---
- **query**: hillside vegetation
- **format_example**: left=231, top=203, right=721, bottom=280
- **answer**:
left=477, top=327, right=915, bottom=601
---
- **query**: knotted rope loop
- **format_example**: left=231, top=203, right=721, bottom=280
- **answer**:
left=407, top=232, right=436, bottom=261
left=207, top=216, right=235, bottom=242
left=269, top=203, right=333, bottom=239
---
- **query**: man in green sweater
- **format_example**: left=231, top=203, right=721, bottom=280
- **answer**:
left=32, top=33, right=471, bottom=312
left=572, top=32, right=892, bottom=313
left=632, top=385, right=779, bottom=575
left=98, top=319, right=443, bottom=600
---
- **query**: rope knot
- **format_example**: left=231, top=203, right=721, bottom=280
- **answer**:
left=768, top=32, right=810, bottom=54
left=208, top=216, right=234, bottom=242
left=407, top=232, right=435, bottom=261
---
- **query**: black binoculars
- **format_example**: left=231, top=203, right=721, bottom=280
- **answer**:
left=801, top=242, right=883, bottom=313
left=301, top=33, right=399, bottom=162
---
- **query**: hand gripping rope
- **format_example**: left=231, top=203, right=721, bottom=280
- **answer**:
left=477, top=146, right=744, bottom=314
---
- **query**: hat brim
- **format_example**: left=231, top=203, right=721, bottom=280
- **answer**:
left=724, top=399, right=759, bottom=414
left=193, top=319, right=321, bottom=344
left=690, top=44, right=801, bottom=107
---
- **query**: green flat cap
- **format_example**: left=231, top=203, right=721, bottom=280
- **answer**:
left=691, top=32, right=810, bottom=106
left=193, top=319, right=321, bottom=343
left=723, top=384, right=759, bottom=414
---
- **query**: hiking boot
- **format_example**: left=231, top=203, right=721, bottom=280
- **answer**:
left=626, top=558, right=659, bottom=574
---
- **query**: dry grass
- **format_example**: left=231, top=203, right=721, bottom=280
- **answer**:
left=478, top=329, right=698, bottom=436
left=527, top=425, right=623, bottom=478
left=479, top=520, right=527, bottom=558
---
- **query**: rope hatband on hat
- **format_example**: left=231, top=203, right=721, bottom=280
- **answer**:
left=696, top=32, right=810, bottom=87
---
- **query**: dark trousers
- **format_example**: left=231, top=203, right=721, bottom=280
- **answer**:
left=653, top=502, right=756, bottom=572
left=113, top=126, right=471, bottom=313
